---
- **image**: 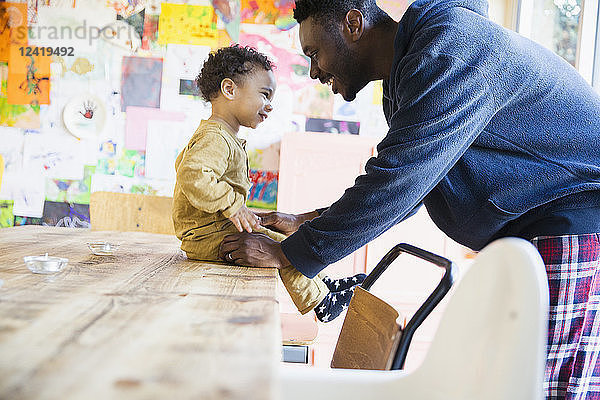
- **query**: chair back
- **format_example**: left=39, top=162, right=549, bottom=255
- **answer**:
left=280, top=237, right=549, bottom=400
left=409, top=237, right=548, bottom=399
left=89, top=191, right=175, bottom=234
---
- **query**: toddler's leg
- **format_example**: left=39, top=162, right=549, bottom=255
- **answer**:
left=259, top=227, right=329, bottom=314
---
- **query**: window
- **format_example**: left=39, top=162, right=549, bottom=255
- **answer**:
left=517, top=0, right=599, bottom=89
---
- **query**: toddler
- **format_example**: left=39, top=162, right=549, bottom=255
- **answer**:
left=172, top=45, right=365, bottom=321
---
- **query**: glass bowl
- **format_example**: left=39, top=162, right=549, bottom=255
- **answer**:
left=24, top=254, right=68, bottom=274
left=87, top=242, right=119, bottom=256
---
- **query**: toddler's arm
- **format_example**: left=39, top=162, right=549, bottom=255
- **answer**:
left=177, top=132, right=245, bottom=219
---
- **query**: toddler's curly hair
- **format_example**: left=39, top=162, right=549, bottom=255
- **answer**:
left=196, top=44, right=274, bottom=102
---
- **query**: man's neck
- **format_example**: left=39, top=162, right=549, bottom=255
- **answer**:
left=364, top=18, right=400, bottom=81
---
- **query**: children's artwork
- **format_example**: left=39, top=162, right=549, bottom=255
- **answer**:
left=7, top=170, right=45, bottom=217
left=101, top=20, right=142, bottom=52
left=124, top=106, right=186, bottom=150
left=0, top=199, right=14, bottom=227
left=51, top=53, right=105, bottom=80
left=107, top=0, right=145, bottom=18
left=1, top=63, right=41, bottom=128
left=141, top=14, right=161, bottom=51
left=62, top=93, right=107, bottom=139
left=90, top=173, right=173, bottom=196
left=293, top=82, right=334, bottom=119
left=97, top=149, right=145, bottom=177
left=241, top=0, right=295, bottom=30
left=306, top=118, right=360, bottom=135
left=31, top=5, right=116, bottom=52
left=211, top=0, right=241, bottom=42
left=0, top=3, right=28, bottom=63
left=158, top=4, right=218, bottom=47
left=0, top=126, right=24, bottom=173
left=333, top=96, right=360, bottom=122
left=239, top=27, right=310, bottom=91
left=248, top=141, right=280, bottom=171
left=14, top=215, right=42, bottom=226
left=22, top=132, right=87, bottom=180
left=247, top=169, right=278, bottom=210
left=45, top=165, right=95, bottom=204
left=145, top=119, right=191, bottom=180
left=160, top=44, right=211, bottom=114
left=7, top=45, right=51, bottom=105
left=42, top=201, right=90, bottom=228
left=121, top=56, right=163, bottom=111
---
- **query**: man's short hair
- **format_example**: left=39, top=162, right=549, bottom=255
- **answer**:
left=293, top=0, right=384, bottom=25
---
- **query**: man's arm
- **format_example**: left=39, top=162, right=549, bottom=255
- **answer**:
left=282, top=53, right=496, bottom=278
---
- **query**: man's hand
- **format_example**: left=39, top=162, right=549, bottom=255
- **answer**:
left=257, top=210, right=319, bottom=236
left=219, top=232, right=291, bottom=269
left=227, top=206, right=261, bottom=233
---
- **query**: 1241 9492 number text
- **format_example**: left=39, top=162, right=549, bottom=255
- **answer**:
left=19, top=47, right=74, bottom=57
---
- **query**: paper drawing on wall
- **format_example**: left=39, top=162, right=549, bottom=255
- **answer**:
left=42, top=201, right=90, bottom=228
left=7, top=45, right=51, bottom=105
left=121, top=56, right=162, bottom=111
left=101, top=20, right=141, bottom=52
left=158, top=4, right=218, bottom=47
left=0, top=63, right=40, bottom=128
left=247, top=169, right=278, bottom=210
left=63, top=94, right=107, bottom=139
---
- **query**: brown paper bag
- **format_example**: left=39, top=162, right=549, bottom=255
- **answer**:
left=330, top=286, right=403, bottom=370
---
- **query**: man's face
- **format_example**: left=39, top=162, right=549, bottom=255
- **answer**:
left=299, top=16, right=368, bottom=102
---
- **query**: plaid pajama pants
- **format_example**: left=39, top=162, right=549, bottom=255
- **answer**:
left=531, top=233, right=600, bottom=400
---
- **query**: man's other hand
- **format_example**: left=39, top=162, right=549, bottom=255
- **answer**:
left=219, top=232, right=291, bottom=269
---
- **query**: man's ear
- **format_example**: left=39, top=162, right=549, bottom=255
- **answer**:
left=344, top=9, right=364, bottom=42
left=220, top=78, right=237, bottom=100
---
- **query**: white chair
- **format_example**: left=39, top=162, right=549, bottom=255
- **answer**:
left=279, top=237, right=549, bottom=400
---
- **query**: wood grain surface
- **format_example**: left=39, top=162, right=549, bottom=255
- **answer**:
left=0, top=226, right=280, bottom=400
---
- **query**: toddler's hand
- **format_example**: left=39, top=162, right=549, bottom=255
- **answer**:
left=228, top=206, right=261, bottom=233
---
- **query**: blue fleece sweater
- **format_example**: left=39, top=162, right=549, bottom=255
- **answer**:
left=282, top=0, right=600, bottom=278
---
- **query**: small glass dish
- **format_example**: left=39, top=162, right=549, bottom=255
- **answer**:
left=87, top=242, right=119, bottom=256
left=24, top=254, right=68, bottom=274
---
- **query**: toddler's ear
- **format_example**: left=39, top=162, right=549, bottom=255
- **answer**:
left=220, top=78, right=237, bottom=100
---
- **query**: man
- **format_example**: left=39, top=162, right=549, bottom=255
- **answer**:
left=220, top=0, right=600, bottom=398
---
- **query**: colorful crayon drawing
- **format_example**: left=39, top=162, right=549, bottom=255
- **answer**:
left=141, top=14, right=161, bottom=51
left=45, top=165, right=95, bottom=204
left=306, top=117, right=360, bottom=135
left=97, top=149, right=145, bottom=178
left=1, top=63, right=40, bottom=128
left=239, top=31, right=310, bottom=91
left=0, top=3, right=28, bottom=63
left=121, top=56, right=163, bottom=111
left=0, top=200, right=14, bottom=228
left=42, top=201, right=90, bottom=228
left=158, top=4, right=218, bottom=47
left=247, top=169, right=278, bottom=210
left=107, top=0, right=145, bottom=18
left=241, top=0, right=295, bottom=30
left=14, top=215, right=42, bottom=226
left=7, top=45, right=51, bottom=105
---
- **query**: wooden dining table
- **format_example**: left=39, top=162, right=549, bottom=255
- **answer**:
left=0, top=226, right=281, bottom=400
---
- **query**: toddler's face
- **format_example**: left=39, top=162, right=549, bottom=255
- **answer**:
left=235, top=69, right=276, bottom=129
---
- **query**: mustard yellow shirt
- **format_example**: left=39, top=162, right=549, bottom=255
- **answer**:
left=173, top=120, right=250, bottom=253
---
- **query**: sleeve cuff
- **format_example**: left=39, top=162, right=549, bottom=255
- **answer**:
left=281, top=232, right=328, bottom=279
left=222, top=192, right=245, bottom=218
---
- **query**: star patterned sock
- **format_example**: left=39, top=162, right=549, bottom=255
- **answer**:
left=314, top=285, right=358, bottom=323
left=322, top=273, right=366, bottom=292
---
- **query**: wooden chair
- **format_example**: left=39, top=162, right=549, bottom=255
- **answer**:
left=281, top=237, right=549, bottom=399
left=90, top=191, right=175, bottom=234
left=89, top=191, right=318, bottom=363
